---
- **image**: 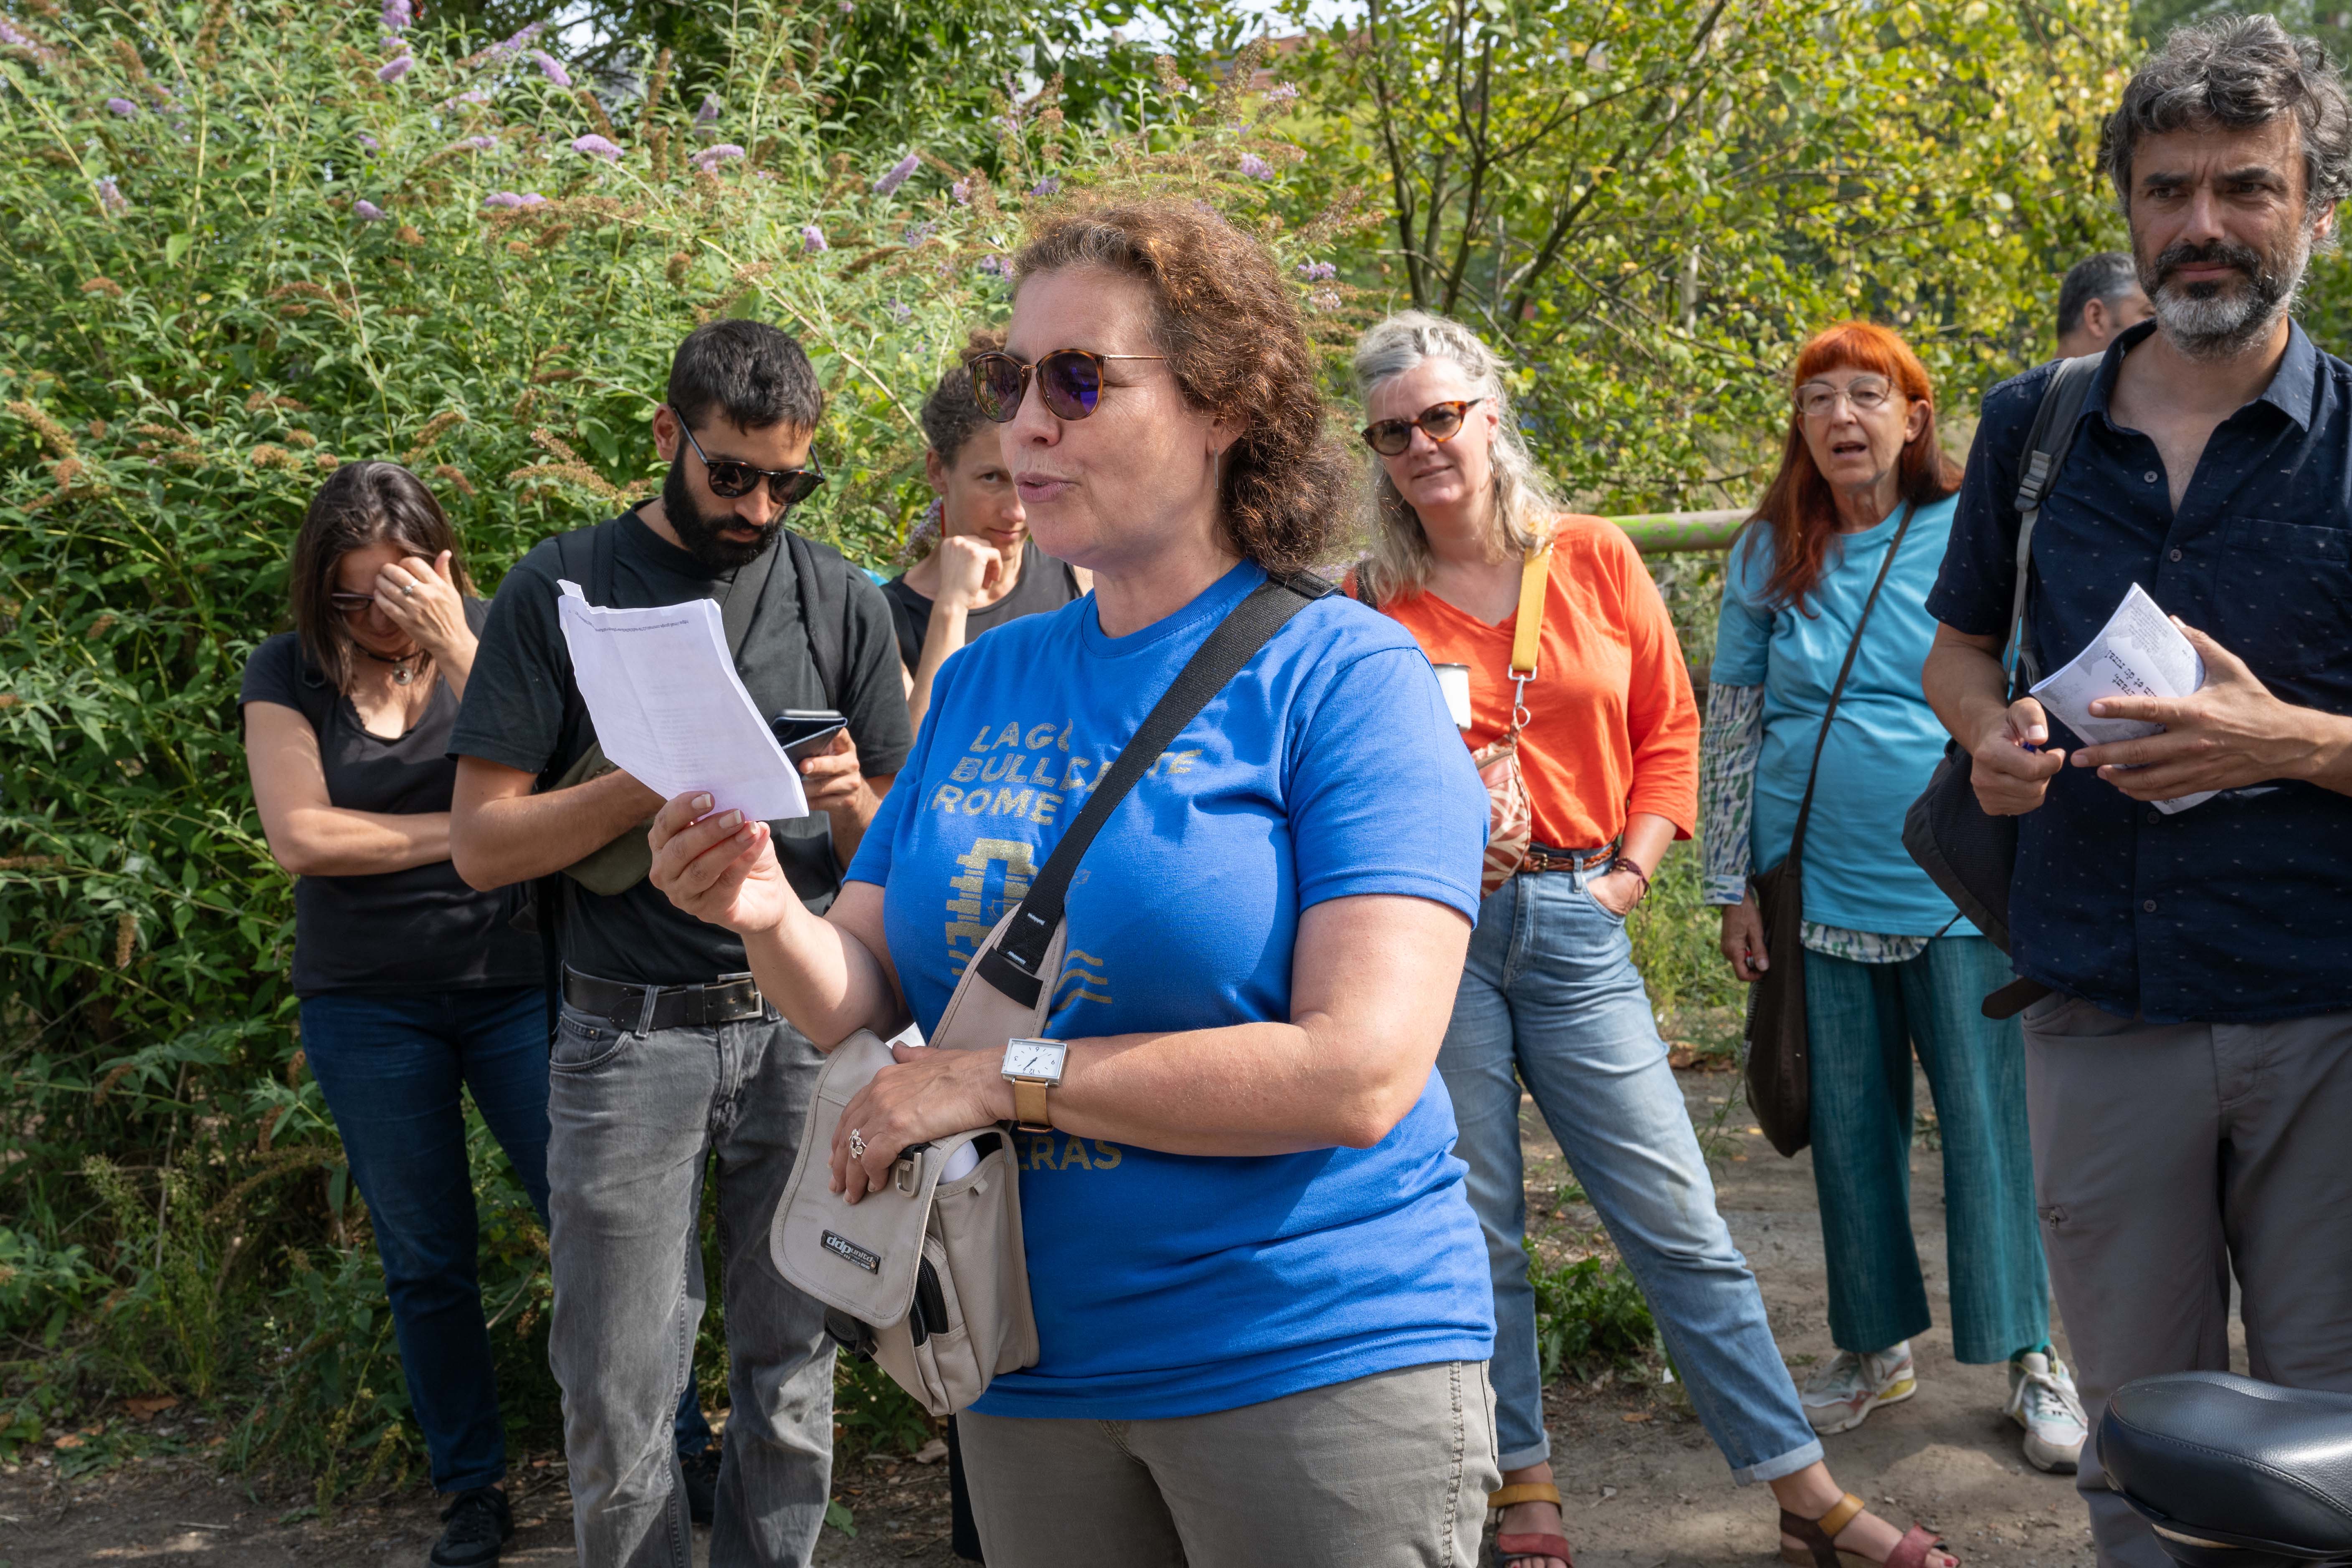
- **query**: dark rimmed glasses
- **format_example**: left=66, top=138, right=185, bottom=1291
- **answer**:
left=675, top=415, right=827, bottom=507
left=968, top=349, right=1167, bottom=423
left=327, top=590, right=382, bottom=619
left=1361, top=398, right=1485, bottom=456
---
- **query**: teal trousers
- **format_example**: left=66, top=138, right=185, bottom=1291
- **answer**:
left=1800, top=935, right=2048, bottom=1365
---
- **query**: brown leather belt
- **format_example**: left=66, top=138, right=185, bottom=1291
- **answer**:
left=561, top=967, right=766, bottom=1033
left=1521, top=843, right=1618, bottom=875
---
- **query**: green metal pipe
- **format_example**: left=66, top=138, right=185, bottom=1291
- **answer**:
left=1607, top=507, right=1750, bottom=553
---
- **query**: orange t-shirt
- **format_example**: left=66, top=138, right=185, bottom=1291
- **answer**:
left=1370, top=514, right=1699, bottom=852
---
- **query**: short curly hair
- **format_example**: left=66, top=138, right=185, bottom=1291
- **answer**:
left=919, top=327, right=1004, bottom=466
left=1011, top=199, right=1350, bottom=575
left=2101, top=15, right=2352, bottom=219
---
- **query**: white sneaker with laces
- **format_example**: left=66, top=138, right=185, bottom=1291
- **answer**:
left=1800, top=1341, right=1917, bottom=1435
left=2008, top=1350, right=2088, bottom=1472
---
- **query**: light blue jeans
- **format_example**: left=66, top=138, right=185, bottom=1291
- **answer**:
left=1439, top=863, right=1822, bottom=1483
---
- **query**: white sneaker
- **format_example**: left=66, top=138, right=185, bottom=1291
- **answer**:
left=2008, top=1350, right=2088, bottom=1472
left=1801, top=1342, right=1917, bottom=1435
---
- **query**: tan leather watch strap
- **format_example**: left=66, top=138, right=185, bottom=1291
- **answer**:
left=1012, top=1078, right=1052, bottom=1132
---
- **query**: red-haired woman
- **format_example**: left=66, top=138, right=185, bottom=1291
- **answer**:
left=1702, top=322, right=2081, bottom=1472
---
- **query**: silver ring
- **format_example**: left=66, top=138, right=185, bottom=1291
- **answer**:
left=401, top=583, right=415, bottom=597
left=848, top=1128, right=866, bottom=1160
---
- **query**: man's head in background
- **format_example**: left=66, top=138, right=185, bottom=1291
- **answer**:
left=2055, top=251, right=2154, bottom=359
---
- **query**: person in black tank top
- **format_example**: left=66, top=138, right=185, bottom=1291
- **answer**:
left=884, top=328, right=1087, bottom=734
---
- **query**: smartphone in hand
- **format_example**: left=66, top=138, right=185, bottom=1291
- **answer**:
left=770, top=709, right=848, bottom=763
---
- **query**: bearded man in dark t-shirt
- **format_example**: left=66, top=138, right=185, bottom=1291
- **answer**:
left=450, top=319, right=911, bottom=1567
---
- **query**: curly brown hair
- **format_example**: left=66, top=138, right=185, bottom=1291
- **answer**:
left=919, top=326, right=1006, bottom=466
left=1012, top=199, right=1351, bottom=574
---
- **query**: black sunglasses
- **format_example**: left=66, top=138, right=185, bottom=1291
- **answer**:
left=1361, top=398, right=1486, bottom=457
left=675, top=416, right=827, bottom=507
left=968, top=349, right=1167, bottom=423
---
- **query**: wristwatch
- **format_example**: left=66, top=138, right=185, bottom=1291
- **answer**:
left=1002, top=1038, right=1067, bottom=1132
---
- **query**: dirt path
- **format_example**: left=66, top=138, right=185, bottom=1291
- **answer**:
left=0, top=1067, right=2104, bottom=1567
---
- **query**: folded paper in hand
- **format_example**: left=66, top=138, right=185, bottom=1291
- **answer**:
left=2028, top=582, right=2216, bottom=814
left=556, top=580, right=808, bottom=823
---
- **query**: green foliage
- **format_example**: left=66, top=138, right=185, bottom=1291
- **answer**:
left=1526, top=1243, right=1656, bottom=1385
left=832, top=1350, right=933, bottom=1459
left=0, top=0, right=1325, bottom=1481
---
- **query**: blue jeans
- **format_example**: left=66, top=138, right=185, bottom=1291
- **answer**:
left=1439, top=865, right=1822, bottom=1483
left=300, top=986, right=713, bottom=1495
left=300, top=985, right=557, bottom=1495
left=1803, top=938, right=2048, bottom=1364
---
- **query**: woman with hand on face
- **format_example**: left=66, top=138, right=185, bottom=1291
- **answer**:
left=240, top=462, right=549, bottom=1568
left=1703, top=322, right=2076, bottom=1474
left=884, top=330, right=1090, bottom=734
left=1352, top=311, right=1957, bottom=1568
left=649, top=200, right=1504, bottom=1565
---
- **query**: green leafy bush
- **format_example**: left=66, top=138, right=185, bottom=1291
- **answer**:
left=1527, top=1244, right=1656, bottom=1386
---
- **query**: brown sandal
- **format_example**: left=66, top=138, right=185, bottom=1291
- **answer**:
left=1779, top=1491, right=1952, bottom=1568
left=1487, top=1482, right=1575, bottom=1568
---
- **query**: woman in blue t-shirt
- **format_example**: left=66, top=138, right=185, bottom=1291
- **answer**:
left=1701, top=321, right=2079, bottom=1474
left=650, top=199, right=1502, bottom=1561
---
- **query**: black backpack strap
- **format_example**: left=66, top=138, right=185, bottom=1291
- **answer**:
left=786, top=530, right=848, bottom=707
left=2005, top=353, right=2101, bottom=689
left=719, top=534, right=777, bottom=662
left=975, top=571, right=1334, bottom=1007
left=1349, top=559, right=1378, bottom=609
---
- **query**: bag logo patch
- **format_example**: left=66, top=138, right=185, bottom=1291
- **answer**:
left=822, top=1231, right=880, bottom=1273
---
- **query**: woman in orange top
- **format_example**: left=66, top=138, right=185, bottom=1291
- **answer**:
left=1352, top=312, right=1955, bottom=1568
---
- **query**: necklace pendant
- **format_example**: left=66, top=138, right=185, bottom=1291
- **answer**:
left=393, top=665, right=412, bottom=686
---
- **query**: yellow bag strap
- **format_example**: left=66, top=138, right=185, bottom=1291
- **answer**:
left=1508, top=537, right=1553, bottom=684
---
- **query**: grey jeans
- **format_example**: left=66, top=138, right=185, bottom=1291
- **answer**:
left=547, top=1000, right=834, bottom=1568
left=957, top=1360, right=1501, bottom=1565
left=2022, top=996, right=2352, bottom=1568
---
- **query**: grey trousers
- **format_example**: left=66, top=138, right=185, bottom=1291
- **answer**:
left=2022, top=995, right=2352, bottom=1568
left=957, top=1360, right=1501, bottom=1566
left=547, top=1001, right=834, bottom=1568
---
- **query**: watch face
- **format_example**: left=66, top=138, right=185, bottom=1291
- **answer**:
left=1004, top=1038, right=1065, bottom=1081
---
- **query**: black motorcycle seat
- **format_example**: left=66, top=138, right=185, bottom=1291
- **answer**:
left=2101, top=1372, right=2352, bottom=1555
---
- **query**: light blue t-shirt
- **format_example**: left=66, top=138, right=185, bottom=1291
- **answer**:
left=846, top=560, right=1495, bottom=1420
left=1710, top=495, right=1974, bottom=937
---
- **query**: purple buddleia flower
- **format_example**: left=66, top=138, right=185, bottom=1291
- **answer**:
left=950, top=178, right=971, bottom=205
left=105, top=96, right=139, bottom=118
left=377, top=53, right=413, bottom=83
left=1028, top=175, right=1059, bottom=196
left=1297, top=261, right=1336, bottom=281
left=381, top=0, right=413, bottom=34
left=873, top=152, right=919, bottom=196
left=453, top=134, right=494, bottom=152
left=571, top=134, right=622, bottom=162
left=688, top=143, right=744, bottom=173
left=441, top=90, right=492, bottom=108
left=975, top=255, right=1009, bottom=278
left=96, top=175, right=127, bottom=213
left=1263, top=81, right=1300, bottom=105
left=486, top=22, right=542, bottom=63
left=0, top=19, right=51, bottom=59
left=518, top=192, right=547, bottom=205
left=904, top=220, right=937, bottom=244
left=1309, top=288, right=1342, bottom=311
left=1238, top=152, right=1273, bottom=180
left=888, top=299, right=911, bottom=321
left=801, top=225, right=828, bottom=254
left=358, top=132, right=380, bottom=151
left=693, top=95, right=721, bottom=140
left=531, top=49, right=570, bottom=87
left=482, top=190, right=526, bottom=208
left=355, top=199, right=389, bottom=221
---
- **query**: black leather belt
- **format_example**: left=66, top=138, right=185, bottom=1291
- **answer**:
left=561, top=967, right=766, bottom=1033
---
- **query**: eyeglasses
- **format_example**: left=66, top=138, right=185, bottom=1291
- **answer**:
left=327, top=591, right=380, bottom=619
left=1795, top=376, right=1897, bottom=420
left=675, top=416, right=827, bottom=507
left=1360, top=398, right=1484, bottom=457
left=968, top=349, right=1167, bottom=423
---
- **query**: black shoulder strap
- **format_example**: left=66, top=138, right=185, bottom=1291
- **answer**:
left=975, top=572, right=1334, bottom=1006
left=1785, top=502, right=1919, bottom=868
left=720, top=534, right=777, bottom=662
left=785, top=530, right=847, bottom=707
left=1349, top=559, right=1378, bottom=608
left=2006, top=353, right=2101, bottom=688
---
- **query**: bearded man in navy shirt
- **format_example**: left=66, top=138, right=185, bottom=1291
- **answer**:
left=1923, top=16, right=2352, bottom=1568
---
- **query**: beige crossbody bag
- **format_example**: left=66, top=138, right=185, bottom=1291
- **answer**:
left=768, top=572, right=1329, bottom=1415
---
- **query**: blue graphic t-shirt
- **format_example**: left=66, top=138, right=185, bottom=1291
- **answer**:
left=846, top=560, right=1496, bottom=1419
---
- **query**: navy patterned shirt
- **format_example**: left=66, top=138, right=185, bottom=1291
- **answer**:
left=1928, top=318, right=2352, bottom=1024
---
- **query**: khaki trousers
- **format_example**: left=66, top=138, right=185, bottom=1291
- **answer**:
left=957, top=1360, right=1501, bottom=1566
left=2022, top=996, right=2352, bottom=1568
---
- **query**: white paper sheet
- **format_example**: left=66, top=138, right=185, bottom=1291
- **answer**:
left=2028, top=582, right=2216, bottom=814
left=555, top=580, right=808, bottom=823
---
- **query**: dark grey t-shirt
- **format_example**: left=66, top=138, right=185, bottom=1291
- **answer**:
left=880, top=539, right=1085, bottom=670
left=449, top=510, right=913, bottom=988
left=239, top=598, right=541, bottom=998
